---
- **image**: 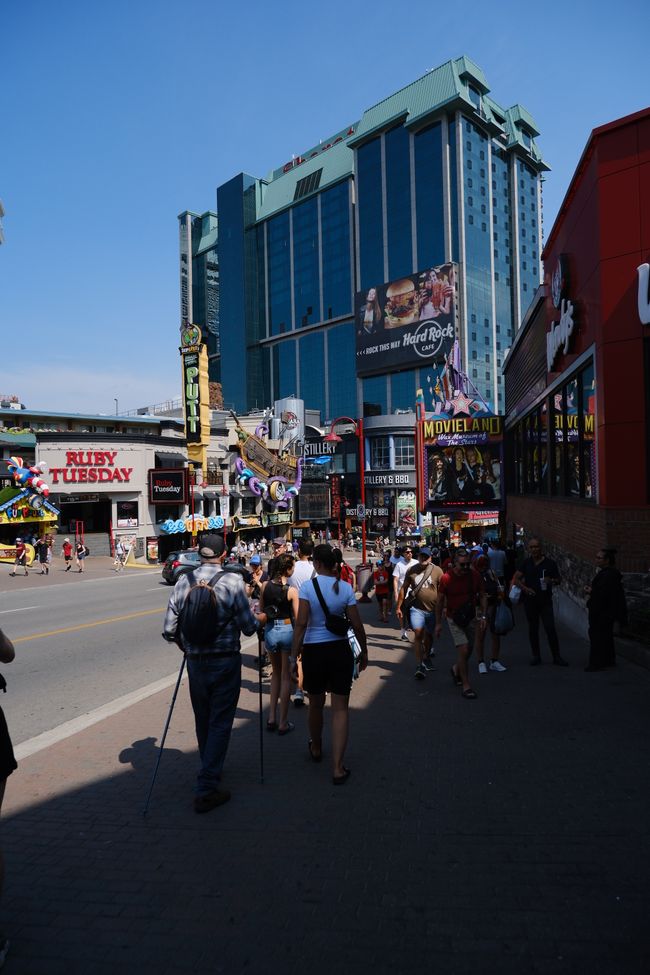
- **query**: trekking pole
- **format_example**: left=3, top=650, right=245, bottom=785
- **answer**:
left=258, top=630, right=265, bottom=784
left=143, top=652, right=186, bottom=817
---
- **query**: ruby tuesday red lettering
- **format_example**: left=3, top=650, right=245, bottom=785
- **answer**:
left=49, top=451, right=133, bottom=484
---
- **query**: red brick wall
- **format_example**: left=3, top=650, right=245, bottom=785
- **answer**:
left=506, top=495, right=650, bottom=641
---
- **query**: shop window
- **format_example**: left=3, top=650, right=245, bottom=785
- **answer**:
left=580, top=363, right=596, bottom=500
left=370, top=437, right=390, bottom=470
left=393, top=436, right=414, bottom=468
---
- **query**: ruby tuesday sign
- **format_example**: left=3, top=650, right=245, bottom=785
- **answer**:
left=49, top=451, right=133, bottom=485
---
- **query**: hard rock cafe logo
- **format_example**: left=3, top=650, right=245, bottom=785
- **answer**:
left=181, top=324, right=202, bottom=349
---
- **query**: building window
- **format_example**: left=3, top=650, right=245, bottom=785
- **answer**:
left=293, top=168, right=323, bottom=201
left=393, top=436, right=414, bottom=468
left=370, top=437, right=390, bottom=470
left=468, top=215, right=474, bottom=225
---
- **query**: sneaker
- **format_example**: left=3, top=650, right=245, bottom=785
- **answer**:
left=421, top=659, right=436, bottom=672
left=478, top=662, right=488, bottom=675
left=194, top=788, right=231, bottom=814
left=0, top=936, right=9, bottom=969
left=489, top=661, right=507, bottom=672
left=293, top=689, right=305, bottom=708
left=414, top=664, right=427, bottom=680
left=401, top=633, right=410, bottom=642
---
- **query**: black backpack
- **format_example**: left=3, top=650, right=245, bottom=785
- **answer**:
left=178, top=572, right=230, bottom=648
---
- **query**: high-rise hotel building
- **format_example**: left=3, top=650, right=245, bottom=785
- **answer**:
left=179, top=56, right=547, bottom=420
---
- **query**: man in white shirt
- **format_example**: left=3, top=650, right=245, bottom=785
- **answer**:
left=288, top=539, right=314, bottom=592
left=392, top=544, right=419, bottom=641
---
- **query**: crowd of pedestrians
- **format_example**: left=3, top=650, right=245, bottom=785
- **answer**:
left=161, top=527, right=629, bottom=815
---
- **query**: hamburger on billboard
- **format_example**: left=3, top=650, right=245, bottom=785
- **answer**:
left=356, top=263, right=457, bottom=377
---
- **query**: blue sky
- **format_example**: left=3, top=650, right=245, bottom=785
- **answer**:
left=1, top=0, right=648, bottom=414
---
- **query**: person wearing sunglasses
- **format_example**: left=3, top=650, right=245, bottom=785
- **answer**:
left=392, top=546, right=419, bottom=641
left=436, top=548, right=487, bottom=699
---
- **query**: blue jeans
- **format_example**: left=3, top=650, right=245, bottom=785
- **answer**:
left=187, top=654, right=241, bottom=796
left=264, top=620, right=293, bottom=653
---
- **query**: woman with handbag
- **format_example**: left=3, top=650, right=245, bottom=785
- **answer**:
left=291, top=544, right=367, bottom=784
left=259, top=554, right=299, bottom=735
left=473, top=555, right=509, bottom=674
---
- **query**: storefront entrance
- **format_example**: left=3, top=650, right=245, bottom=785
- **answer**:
left=56, top=498, right=112, bottom=534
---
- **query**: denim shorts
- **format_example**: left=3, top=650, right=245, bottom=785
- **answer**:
left=264, top=620, right=293, bottom=653
left=409, top=607, right=436, bottom=633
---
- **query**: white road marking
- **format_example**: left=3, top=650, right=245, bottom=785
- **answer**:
left=0, top=606, right=40, bottom=615
left=14, top=633, right=259, bottom=760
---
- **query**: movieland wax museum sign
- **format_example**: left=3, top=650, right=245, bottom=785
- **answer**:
left=417, top=415, right=504, bottom=513
left=180, top=324, right=210, bottom=473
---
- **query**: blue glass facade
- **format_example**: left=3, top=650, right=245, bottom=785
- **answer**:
left=321, top=182, right=352, bottom=319
left=299, top=331, right=325, bottom=415
left=292, top=198, right=319, bottom=327
left=414, top=122, right=445, bottom=269
left=462, top=119, right=494, bottom=411
left=516, top=158, right=541, bottom=317
left=327, top=322, right=356, bottom=420
left=356, top=138, right=383, bottom=289
left=385, top=124, right=412, bottom=280
left=192, top=58, right=546, bottom=425
left=267, top=211, right=291, bottom=335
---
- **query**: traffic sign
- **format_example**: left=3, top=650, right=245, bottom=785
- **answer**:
left=356, top=504, right=365, bottom=518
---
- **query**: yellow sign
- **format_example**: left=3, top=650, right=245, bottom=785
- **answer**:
left=0, top=543, right=35, bottom=566
left=180, top=325, right=210, bottom=474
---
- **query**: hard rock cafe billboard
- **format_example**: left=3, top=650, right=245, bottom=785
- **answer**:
left=355, top=263, right=457, bottom=377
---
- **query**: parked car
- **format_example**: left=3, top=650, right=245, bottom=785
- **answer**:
left=162, top=549, right=201, bottom=585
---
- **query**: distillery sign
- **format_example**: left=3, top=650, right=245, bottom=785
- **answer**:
left=49, top=451, right=133, bottom=485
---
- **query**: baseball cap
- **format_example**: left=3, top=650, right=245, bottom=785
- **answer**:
left=419, top=546, right=432, bottom=557
left=272, top=537, right=286, bottom=546
left=198, top=534, right=226, bottom=559
left=250, top=554, right=261, bottom=565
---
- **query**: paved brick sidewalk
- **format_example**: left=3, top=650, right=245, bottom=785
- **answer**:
left=1, top=600, right=649, bottom=974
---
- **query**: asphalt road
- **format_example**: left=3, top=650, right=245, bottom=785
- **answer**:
left=0, top=567, right=185, bottom=745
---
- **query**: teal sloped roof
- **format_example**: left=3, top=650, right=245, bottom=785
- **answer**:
left=0, top=431, right=36, bottom=449
left=257, top=137, right=354, bottom=220
left=349, top=60, right=466, bottom=144
left=196, top=218, right=218, bottom=255
left=506, top=104, right=540, bottom=137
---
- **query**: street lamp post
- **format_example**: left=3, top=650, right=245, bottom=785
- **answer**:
left=324, top=416, right=367, bottom=563
left=188, top=464, right=196, bottom=542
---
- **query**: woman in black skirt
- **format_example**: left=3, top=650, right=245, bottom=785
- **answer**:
left=0, top=628, right=17, bottom=968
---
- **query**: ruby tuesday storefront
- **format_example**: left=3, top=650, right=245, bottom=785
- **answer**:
left=504, top=108, right=650, bottom=636
left=36, top=435, right=189, bottom=557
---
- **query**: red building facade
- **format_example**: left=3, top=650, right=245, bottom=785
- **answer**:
left=504, top=108, right=650, bottom=637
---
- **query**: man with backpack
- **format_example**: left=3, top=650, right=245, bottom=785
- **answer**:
left=162, top=534, right=264, bottom=814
